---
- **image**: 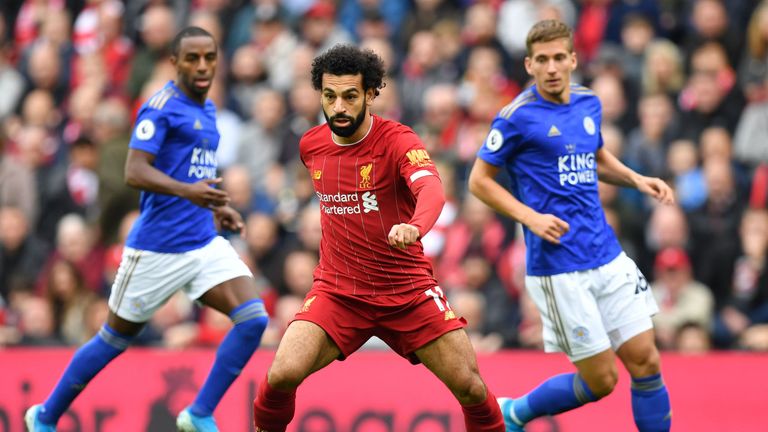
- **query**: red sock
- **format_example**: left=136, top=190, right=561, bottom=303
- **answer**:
left=461, top=388, right=505, bottom=432
left=253, top=375, right=297, bottom=432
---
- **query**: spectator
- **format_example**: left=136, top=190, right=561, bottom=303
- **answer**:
left=624, top=93, right=677, bottom=179
left=35, top=213, right=106, bottom=295
left=666, top=139, right=706, bottom=211
left=0, top=206, right=48, bottom=301
left=298, top=1, right=353, bottom=54
left=733, top=76, right=768, bottom=167
left=689, top=157, right=745, bottom=305
left=738, top=1, right=768, bottom=102
left=0, top=128, right=39, bottom=224
left=44, top=260, right=98, bottom=345
left=126, top=5, right=176, bottom=101
left=674, top=321, right=712, bottom=354
left=16, top=295, right=64, bottom=346
left=641, top=38, right=685, bottom=98
left=92, top=97, right=139, bottom=245
left=713, top=208, right=768, bottom=348
left=651, top=247, right=714, bottom=350
left=236, top=88, right=287, bottom=195
left=0, top=36, right=25, bottom=120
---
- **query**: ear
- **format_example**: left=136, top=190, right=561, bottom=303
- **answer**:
left=570, top=52, right=578, bottom=72
left=366, top=87, right=376, bottom=106
left=524, top=57, right=533, bottom=76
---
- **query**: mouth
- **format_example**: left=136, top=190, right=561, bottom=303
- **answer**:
left=333, top=117, right=352, bottom=126
left=193, top=78, right=211, bottom=89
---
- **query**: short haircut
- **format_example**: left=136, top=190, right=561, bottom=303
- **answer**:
left=171, top=26, right=215, bottom=56
left=525, top=20, right=573, bottom=57
left=310, top=44, right=386, bottom=97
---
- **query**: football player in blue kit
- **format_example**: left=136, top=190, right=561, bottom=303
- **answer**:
left=26, top=27, right=268, bottom=432
left=469, top=20, right=673, bottom=432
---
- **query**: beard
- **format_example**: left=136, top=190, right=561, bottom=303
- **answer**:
left=324, top=105, right=367, bottom=138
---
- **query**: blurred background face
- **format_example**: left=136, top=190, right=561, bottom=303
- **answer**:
left=251, top=89, right=286, bottom=130
left=0, top=207, right=28, bottom=250
left=140, top=6, right=175, bottom=50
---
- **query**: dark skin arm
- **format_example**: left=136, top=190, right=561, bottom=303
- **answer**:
left=124, top=148, right=230, bottom=208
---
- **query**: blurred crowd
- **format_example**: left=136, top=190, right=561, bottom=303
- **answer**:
left=1, top=0, right=768, bottom=356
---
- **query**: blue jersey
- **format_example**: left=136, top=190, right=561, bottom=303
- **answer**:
left=125, top=81, right=219, bottom=253
left=477, top=84, right=622, bottom=276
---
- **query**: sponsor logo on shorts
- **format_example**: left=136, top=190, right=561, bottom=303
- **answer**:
left=301, top=295, right=317, bottom=313
left=572, top=326, right=590, bottom=343
left=129, top=298, right=146, bottom=316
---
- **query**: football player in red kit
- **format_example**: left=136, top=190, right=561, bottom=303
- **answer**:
left=252, top=44, right=504, bottom=432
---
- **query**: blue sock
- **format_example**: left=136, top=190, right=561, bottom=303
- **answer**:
left=190, top=299, right=268, bottom=416
left=512, top=373, right=597, bottom=424
left=631, top=374, right=671, bottom=432
left=39, top=325, right=131, bottom=424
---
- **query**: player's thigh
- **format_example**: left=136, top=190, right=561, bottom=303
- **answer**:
left=187, top=236, right=254, bottom=311
left=108, top=247, right=197, bottom=323
left=525, top=273, right=611, bottom=361
left=594, top=253, right=659, bottom=350
left=616, top=329, right=661, bottom=377
left=269, top=320, right=341, bottom=389
left=415, top=329, right=485, bottom=399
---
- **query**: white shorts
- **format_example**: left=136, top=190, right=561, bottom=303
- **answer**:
left=525, top=252, right=658, bottom=361
left=108, top=236, right=252, bottom=322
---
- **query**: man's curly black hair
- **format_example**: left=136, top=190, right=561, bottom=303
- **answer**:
left=310, top=44, right=386, bottom=97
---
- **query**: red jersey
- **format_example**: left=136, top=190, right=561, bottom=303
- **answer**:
left=300, top=115, right=441, bottom=297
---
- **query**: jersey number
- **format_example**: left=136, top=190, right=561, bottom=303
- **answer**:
left=425, top=287, right=452, bottom=312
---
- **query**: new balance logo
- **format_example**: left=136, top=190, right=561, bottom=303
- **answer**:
left=194, top=119, right=203, bottom=130
left=548, top=125, right=561, bottom=137
left=362, top=191, right=379, bottom=213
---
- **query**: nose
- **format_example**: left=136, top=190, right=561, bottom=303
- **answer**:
left=547, top=59, right=557, bottom=74
left=197, top=58, right=210, bottom=73
left=332, top=98, right=345, bottom=113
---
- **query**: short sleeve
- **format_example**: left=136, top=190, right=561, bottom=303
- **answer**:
left=476, top=116, right=523, bottom=167
left=129, top=107, right=170, bottom=155
left=394, top=129, right=441, bottom=188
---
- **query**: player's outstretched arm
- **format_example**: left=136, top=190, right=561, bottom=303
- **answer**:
left=125, top=149, right=230, bottom=208
left=388, top=175, right=445, bottom=250
left=468, top=158, right=569, bottom=244
left=595, top=148, right=675, bottom=205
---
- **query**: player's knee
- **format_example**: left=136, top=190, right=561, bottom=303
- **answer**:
left=266, top=363, right=308, bottom=391
left=626, top=345, right=661, bottom=377
left=584, top=369, right=619, bottom=399
left=449, top=372, right=487, bottom=405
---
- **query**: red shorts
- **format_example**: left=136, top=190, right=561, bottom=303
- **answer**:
left=293, top=286, right=466, bottom=364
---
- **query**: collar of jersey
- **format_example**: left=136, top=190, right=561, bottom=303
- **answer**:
left=168, top=80, right=208, bottom=107
left=331, top=115, right=374, bottom=147
left=532, top=84, right=572, bottom=106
